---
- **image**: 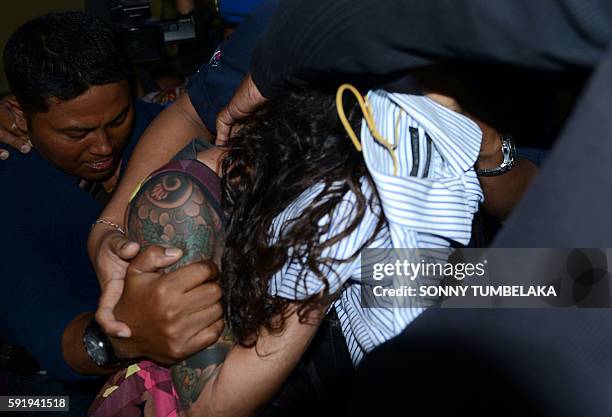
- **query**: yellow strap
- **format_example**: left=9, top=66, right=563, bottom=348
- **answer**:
left=129, top=178, right=146, bottom=203
left=336, top=84, right=399, bottom=176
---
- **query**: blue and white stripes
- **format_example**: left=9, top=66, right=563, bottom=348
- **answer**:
left=268, top=90, right=484, bottom=365
left=362, top=91, right=483, bottom=247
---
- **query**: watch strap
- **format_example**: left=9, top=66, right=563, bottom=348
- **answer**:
left=82, top=317, right=122, bottom=368
left=476, top=133, right=517, bottom=177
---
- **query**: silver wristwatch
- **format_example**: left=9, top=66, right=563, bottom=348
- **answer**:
left=82, top=318, right=122, bottom=368
left=476, top=133, right=516, bottom=177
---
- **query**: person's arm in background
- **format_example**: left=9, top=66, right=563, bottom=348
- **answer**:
left=475, top=120, right=539, bottom=221
left=474, top=122, right=538, bottom=221
left=425, top=92, right=538, bottom=221
left=217, top=0, right=612, bottom=142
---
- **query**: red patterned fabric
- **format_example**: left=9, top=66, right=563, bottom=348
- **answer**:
left=88, top=361, right=182, bottom=417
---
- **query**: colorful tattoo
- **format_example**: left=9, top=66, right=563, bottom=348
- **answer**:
left=126, top=168, right=234, bottom=412
left=127, top=170, right=225, bottom=268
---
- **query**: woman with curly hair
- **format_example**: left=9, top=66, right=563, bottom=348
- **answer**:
left=96, top=86, right=488, bottom=417
left=183, top=86, right=483, bottom=416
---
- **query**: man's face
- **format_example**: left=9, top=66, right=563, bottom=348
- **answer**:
left=27, top=81, right=135, bottom=181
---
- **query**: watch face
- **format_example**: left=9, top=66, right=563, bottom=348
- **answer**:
left=85, top=334, right=110, bottom=366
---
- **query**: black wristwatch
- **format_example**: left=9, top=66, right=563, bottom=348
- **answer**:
left=476, top=133, right=517, bottom=177
left=82, top=318, right=123, bottom=368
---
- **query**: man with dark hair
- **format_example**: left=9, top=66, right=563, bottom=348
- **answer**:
left=0, top=12, right=222, bottom=415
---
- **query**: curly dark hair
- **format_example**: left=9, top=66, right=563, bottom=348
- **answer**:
left=221, top=89, right=385, bottom=345
left=3, top=12, right=132, bottom=115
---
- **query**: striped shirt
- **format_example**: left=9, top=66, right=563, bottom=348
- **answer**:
left=268, top=90, right=484, bottom=365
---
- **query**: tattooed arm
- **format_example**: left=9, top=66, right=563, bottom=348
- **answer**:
left=126, top=169, right=225, bottom=270
left=189, top=305, right=325, bottom=417
left=126, top=151, right=324, bottom=416
left=126, top=152, right=234, bottom=412
left=170, top=328, right=234, bottom=412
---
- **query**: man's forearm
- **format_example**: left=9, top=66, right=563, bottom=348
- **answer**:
left=468, top=115, right=539, bottom=221
left=476, top=146, right=539, bottom=221
left=478, top=158, right=538, bottom=221
left=101, top=94, right=212, bottom=226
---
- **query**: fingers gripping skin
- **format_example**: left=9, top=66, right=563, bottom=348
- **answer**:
left=0, top=97, right=31, bottom=160
left=91, top=226, right=140, bottom=337
left=215, top=73, right=267, bottom=145
left=112, top=249, right=224, bottom=364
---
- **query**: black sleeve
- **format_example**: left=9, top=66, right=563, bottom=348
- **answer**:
left=187, top=0, right=279, bottom=132
left=251, top=0, right=612, bottom=98
left=0, top=162, right=101, bottom=381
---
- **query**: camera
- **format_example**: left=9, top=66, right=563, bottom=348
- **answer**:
left=86, top=0, right=198, bottom=62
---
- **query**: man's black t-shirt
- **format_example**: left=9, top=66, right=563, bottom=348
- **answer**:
left=0, top=99, right=162, bottom=381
